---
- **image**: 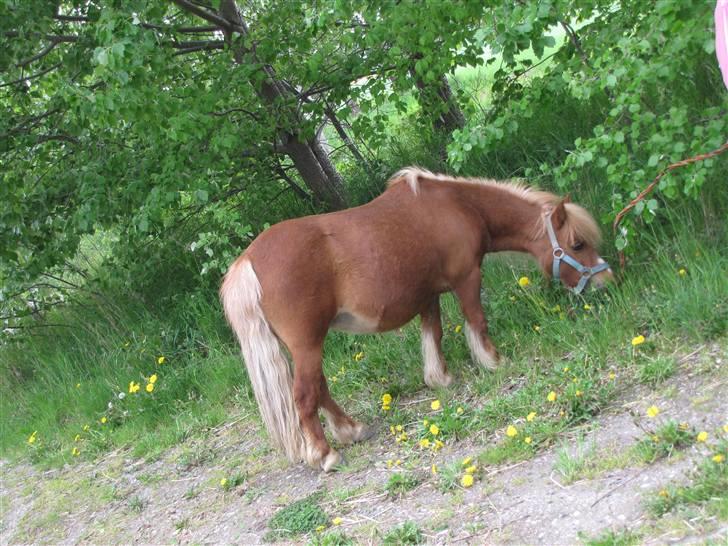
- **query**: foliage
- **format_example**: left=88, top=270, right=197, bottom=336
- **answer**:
left=265, top=493, right=328, bottom=541
left=448, top=0, right=727, bottom=255
left=381, top=522, right=424, bottom=546
left=647, top=441, right=728, bottom=517
left=385, top=472, right=420, bottom=498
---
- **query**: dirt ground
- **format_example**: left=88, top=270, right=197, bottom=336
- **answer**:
left=1, top=344, right=726, bottom=545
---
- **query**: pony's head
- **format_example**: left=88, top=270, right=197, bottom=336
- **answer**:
left=531, top=196, right=613, bottom=294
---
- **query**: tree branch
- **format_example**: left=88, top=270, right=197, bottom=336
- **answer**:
left=0, top=63, right=62, bottom=88
left=15, top=35, right=78, bottom=68
left=170, top=0, right=245, bottom=33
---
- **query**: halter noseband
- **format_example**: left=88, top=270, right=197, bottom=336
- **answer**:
left=544, top=212, right=610, bottom=295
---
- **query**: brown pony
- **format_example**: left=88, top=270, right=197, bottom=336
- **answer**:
left=220, top=167, right=613, bottom=471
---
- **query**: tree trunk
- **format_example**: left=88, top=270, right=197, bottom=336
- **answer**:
left=413, top=74, right=465, bottom=133
left=218, top=0, right=347, bottom=210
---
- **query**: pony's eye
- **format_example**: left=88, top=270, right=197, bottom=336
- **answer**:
left=572, top=241, right=585, bottom=251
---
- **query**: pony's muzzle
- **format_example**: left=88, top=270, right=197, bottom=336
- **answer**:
left=590, top=267, right=615, bottom=289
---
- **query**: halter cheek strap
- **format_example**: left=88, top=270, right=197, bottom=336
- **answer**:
left=545, top=212, right=610, bottom=295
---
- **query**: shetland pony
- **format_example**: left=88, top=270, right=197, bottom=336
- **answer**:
left=220, top=168, right=613, bottom=471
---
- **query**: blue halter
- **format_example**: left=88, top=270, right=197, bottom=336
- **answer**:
left=545, top=212, right=610, bottom=295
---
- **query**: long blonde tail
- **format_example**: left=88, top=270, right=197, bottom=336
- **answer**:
left=220, top=258, right=305, bottom=461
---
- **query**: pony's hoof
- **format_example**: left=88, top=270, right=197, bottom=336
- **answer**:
left=321, top=450, right=343, bottom=472
left=425, top=371, right=453, bottom=389
left=353, top=423, right=376, bottom=443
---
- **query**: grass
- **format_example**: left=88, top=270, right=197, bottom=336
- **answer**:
left=385, top=472, right=420, bottom=498
left=265, top=492, right=329, bottom=541
left=2, top=223, right=726, bottom=471
left=647, top=441, right=728, bottom=518
left=632, top=421, right=695, bottom=464
left=381, top=522, right=424, bottom=545
left=582, top=528, right=642, bottom=546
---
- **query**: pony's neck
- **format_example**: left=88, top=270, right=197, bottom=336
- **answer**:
left=466, top=184, right=544, bottom=255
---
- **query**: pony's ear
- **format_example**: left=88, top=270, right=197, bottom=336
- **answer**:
left=551, top=197, right=569, bottom=229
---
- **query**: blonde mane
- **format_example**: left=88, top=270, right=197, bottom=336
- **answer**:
left=388, top=167, right=602, bottom=248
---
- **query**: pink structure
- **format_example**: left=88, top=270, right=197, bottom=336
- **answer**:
left=717, top=0, right=728, bottom=89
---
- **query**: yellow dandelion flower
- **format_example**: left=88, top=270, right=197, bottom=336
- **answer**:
left=390, top=425, right=396, bottom=435
left=454, top=324, right=462, bottom=333
left=712, top=454, right=725, bottom=463
left=431, top=400, right=441, bottom=411
left=395, top=459, right=401, bottom=466
left=419, top=438, right=431, bottom=449
left=395, top=424, right=403, bottom=432
left=461, top=474, right=474, bottom=488
left=456, top=407, right=464, bottom=415
left=382, top=393, right=392, bottom=405
left=76, top=383, right=81, bottom=388
left=83, top=424, right=90, bottom=431
left=332, top=517, right=342, bottom=526
left=100, top=416, right=107, bottom=424
left=423, top=419, right=429, bottom=427
left=506, top=425, right=518, bottom=437
left=524, top=436, right=532, bottom=444
left=386, top=459, right=393, bottom=468
left=631, top=335, right=645, bottom=346
left=583, top=304, right=592, bottom=311
left=429, top=424, right=440, bottom=436
left=559, top=410, right=565, bottom=417
left=609, top=372, right=616, bottom=380
left=220, top=478, right=227, bottom=487
left=382, top=405, right=391, bottom=411
left=149, top=374, right=158, bottom=384
left=658, top=489, right=669, bottom=498
left=678, top=268, right=686, bottom=277
left=146, top=383, right=154, bottom=393
left=533, top=325, right=541, bottom=332
left=575, top=390, right=583, bottom=397
left=461, top=457, right=473, bottom=466
left=27, top=431, right=37, bottom=445
left=398, top=432, right=408, bottom=442
left=74, top=434, right=80, bottom=442
left=647, top=405, right=660, bottom=418
left=354, top=351, right=364, bottom=362
left=526, top=412, right=537, bottom=422
left=465, top=465, right=477, bottom=474
left=315, top=525, right=326, bottom=533
left=72, top=447, right=80, bottom=457
left=431, top=464, right=438, bottom=475
left=697, top=431, right=708, bottom=442
left=723, top=424, right=728, bottom=433
left=518, top=276, right=530, bottom=287
left=129, top=381, right=140, bottom=394
left=547, top=391, right=557, bottom=402
left=433, top=439, right=444, bottom=450
left=157, top=356, right=165, bottom=365
left=563, top=366, right=569, bottom=372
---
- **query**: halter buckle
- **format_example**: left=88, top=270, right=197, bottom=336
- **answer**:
left=552, top=247, right=565, bottom=259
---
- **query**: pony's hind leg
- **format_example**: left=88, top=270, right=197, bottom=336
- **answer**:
left=454, top=268, right=500, bottom=369
left=421, top=296, right=453, bottom=388
left=320, top=378, right=373, bottom=445
left=291, top=344, right=342, bottom=472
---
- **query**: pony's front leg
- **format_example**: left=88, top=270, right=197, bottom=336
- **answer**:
left=291, top=345, right=342, bottom=472
left=320, top=378, right=373, bottom=445
left=420, top=296, right=453, bottom=388
left=453, top=268, right=500, bottom=370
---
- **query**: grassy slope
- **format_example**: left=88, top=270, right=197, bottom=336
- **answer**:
left=2, top=218, right=725, bottom=469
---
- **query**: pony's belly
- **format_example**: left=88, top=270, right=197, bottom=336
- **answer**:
left=330, top=310, right=379, bottom=334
